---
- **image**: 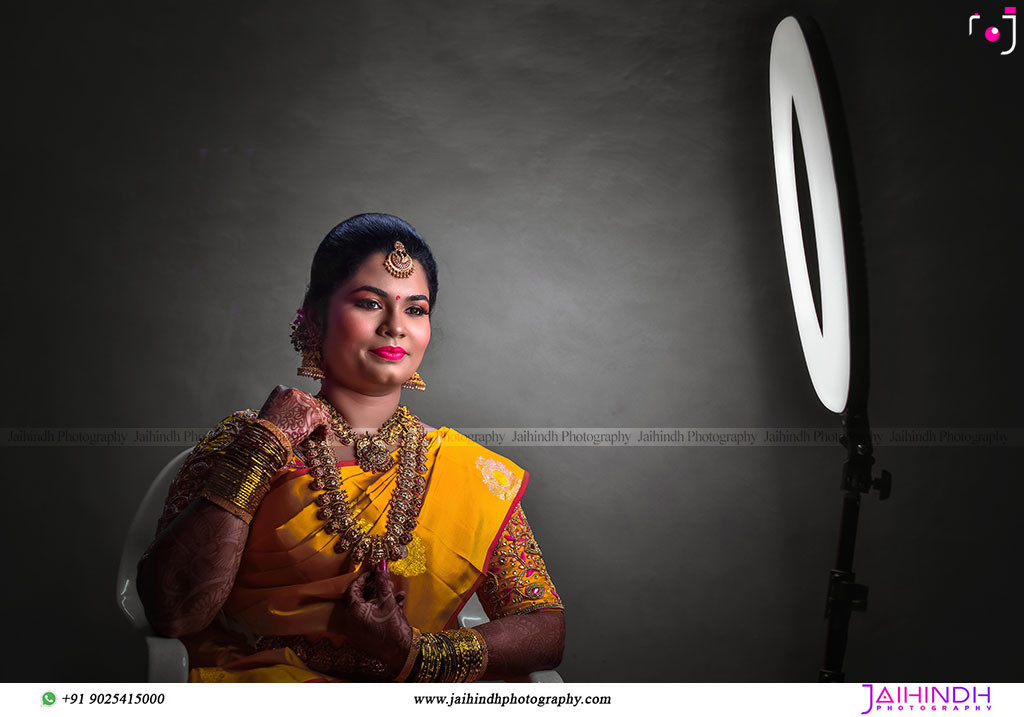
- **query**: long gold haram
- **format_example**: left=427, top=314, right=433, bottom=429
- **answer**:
left=303, top=396, right=429, bottom=563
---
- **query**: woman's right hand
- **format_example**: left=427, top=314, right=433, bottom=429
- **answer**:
left=257, top=385, right=331, bottom=447
left=331, top=565, right=415, bottom=677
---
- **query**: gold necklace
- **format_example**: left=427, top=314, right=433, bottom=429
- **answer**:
left=303, top=396, right=429, bottom=563
left=315, top=394, right=408, bottom=473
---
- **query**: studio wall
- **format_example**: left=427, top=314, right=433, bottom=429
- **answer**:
left=2, top=0, right=1020, bottom=682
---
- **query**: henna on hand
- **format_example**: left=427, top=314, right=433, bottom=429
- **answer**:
left=473, top=610, right=565, bottom=680
left=137, top=400, right=311, bottom=641
left=329, top=565, right=414, bottom=676
left=137, top=498, right=249, bottom=638
left=258, top=385, right=331, bottom=447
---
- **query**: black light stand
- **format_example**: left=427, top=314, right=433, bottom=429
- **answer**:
left=819, top=407, right=892, bottom=682
left=804, top=16, right=895, bottom=680
left=807, top=15, right=895, bottom=675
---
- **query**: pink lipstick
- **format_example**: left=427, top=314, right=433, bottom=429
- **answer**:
left=371, top=346, right=406, bottom=361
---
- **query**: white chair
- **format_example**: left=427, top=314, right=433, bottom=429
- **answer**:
left=116, top=449, right=563, bottom=683
left=116, top=448, right=192, bottom=682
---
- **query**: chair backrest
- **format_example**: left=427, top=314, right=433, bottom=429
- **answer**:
left=457, top=593, right=489, bottom=628
left=115, top=448, right=192, bottom=629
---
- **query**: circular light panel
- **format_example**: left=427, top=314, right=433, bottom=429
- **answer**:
left=769, top=17, right=851, bottom=414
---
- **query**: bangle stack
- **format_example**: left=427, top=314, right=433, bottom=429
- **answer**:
left=254, top=418, right=293, bottom=462
left=410, top=628, right=488, bottom=683
left=201, top=419, right=292, bottom=524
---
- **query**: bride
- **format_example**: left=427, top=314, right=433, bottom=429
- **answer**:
left=137, top=213, right=565, bottom=682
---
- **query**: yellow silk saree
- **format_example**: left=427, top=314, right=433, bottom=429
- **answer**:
left=146, top=410, right=562, bottom=682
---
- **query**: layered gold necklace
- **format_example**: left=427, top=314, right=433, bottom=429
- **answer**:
left=302, top=394, right=429, bottom=563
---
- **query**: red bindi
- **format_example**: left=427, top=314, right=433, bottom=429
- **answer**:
left=396, top=295, right=400, bottom=299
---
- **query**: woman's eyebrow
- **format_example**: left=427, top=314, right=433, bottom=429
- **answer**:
left=351, top=285, right=429, bottom=302
left=351, top=285, right=388, bottom=298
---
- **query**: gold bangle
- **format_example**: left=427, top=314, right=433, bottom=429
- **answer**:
left=201, top=459, right=271, bottom=524
left=233, top=423, right=290, bottom=466
left=413, top=628, right=487, bottom=683
left=255, top=418, right=294, bottom=463
left=196, top=417, right=291, bottom=524
left=413, top=632, right=437, bottom=683
left=224, top=422, right=290, bottom=475
left=464, top=628, right=488, bottom=682
left=200, top=426, right=283, bottom=522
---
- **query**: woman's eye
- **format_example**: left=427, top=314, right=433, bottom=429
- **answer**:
left=355, top=299, right=428, bottom=316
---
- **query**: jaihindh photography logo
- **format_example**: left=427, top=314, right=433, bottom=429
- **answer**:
left=969, top=7, right=1017, bottom=55
left=860, top=684, right=993, bottom=713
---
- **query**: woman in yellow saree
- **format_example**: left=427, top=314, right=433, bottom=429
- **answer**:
left=136, top=213, right=564, bottom=682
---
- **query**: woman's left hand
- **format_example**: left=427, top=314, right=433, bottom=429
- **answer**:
left=332, top=564, right=414, bottom=675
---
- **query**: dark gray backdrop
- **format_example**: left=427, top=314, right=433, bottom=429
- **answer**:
left=3, top=0, right=1021, bottom=682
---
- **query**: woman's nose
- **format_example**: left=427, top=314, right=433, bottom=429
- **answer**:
left=380, top=312, right=406, bottom=338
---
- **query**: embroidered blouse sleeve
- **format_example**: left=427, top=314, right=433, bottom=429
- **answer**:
left=477, top=503, right=565, bottom=620
left=147, top=409, right=259, bottom=542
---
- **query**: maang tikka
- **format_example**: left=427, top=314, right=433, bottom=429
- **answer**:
left=385, top=241, right=427, bottom=391
left=383, top=240, right=414, bottom=278
left=290, top=308, right=325, bottom=380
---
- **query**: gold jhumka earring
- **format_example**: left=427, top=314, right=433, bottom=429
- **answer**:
left=402, top=372, right=426, bottom=391
left=290, top=308, right=325, bottom=380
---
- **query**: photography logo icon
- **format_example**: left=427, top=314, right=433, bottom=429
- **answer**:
left=969, top=8, right=1017, bottom=55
